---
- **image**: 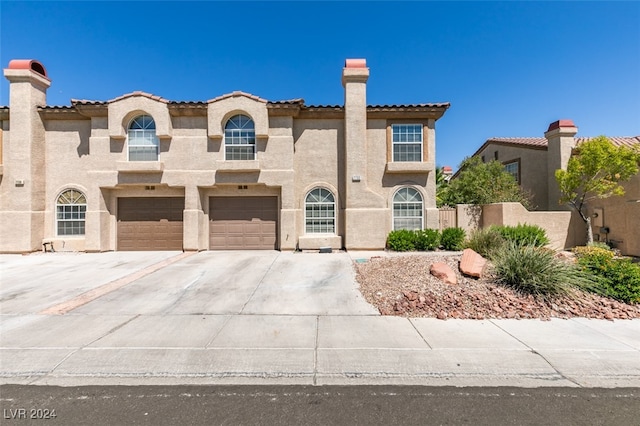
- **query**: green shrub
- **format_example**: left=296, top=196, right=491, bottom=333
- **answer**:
left=465, top=227, right=506, bottom=258
left=415, top=229, right=440, bottom=251
left=386, top=229, right=416, bottom=252
left=492, top=242, right=598, bottom=298
left=441, top=227, right=466, bottom=251
left=494, top=224, right=550, bottom=247
left=598, top=259, right=640, bottom=304
left=575, top=245, right=640, bottom=304
left=588, top=241, right=612, bottom=250
left=574, top=246, right=615, bottom=273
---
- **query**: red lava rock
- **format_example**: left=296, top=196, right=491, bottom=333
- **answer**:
left=358, top=253, right=640, bottom=321
left=459, top=249, right=488, bottom=278
left=404, top=291, right=418, bottom=301
left=430, top=262, right=457, bottom=285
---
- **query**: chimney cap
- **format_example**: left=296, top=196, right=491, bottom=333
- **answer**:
left=345, top=58, right=367, bottom=68
left=547, top=119, right=576, bottom=132
left=7, top=59, right=48, bottom=78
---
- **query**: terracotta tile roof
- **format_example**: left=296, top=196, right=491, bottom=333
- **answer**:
left=46, top=96, right=450, bottom=113
left=71, top=99, right=107, bottom=106
left=368, top=103, right=451, bottom=109
left=470, top=135, right=640, bottom=163
left=299, top=103, right=451, bottom=111
left=485, top=136, right=640, bottom=150
left=486, top=137, right=548, bottom=148
left=268, top=99, right=305, bottom=105
left=108, top=91, right=169, bottom=104
left=208, top=91, right=267, bottom=104
left=169, top=101, right=207, bottom=106
left=39, top=105, right=77, bottom=110
left=576, top=136, right=640, bottom=148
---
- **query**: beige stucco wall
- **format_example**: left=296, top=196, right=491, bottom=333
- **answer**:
left=476, top=144, right=549, bottom=210
left=587, top=175, right=640, bottom=256
left=1, top=62, right=445, bottom=253
left=482, top=202, right=580, bottom=250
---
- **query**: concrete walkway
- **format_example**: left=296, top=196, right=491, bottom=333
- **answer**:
left=1, top=251, right=639, bottom=387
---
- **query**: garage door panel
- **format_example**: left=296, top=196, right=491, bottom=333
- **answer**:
left=117, top=198, right=184, bottom=251
left=209, top=197, right=278, bottom=250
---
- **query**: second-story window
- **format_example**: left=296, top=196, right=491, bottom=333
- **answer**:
left=225, top=114, right=256, bottom=160
left=392, top=124, right=423, bottom=162
left=128, top=115, right=159, bottom=161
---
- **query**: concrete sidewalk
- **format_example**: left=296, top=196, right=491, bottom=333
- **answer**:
left=1, top=251, right=639, bottom=388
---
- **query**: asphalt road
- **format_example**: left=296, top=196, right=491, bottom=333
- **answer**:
left=1, top=385, right=639, bottom=425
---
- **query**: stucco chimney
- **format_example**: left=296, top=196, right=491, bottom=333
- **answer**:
left=341, top=59, right=369, bottom=249
left=1, top=59, right=51, bottom=251
left=545, top=119, right=578, bottom=210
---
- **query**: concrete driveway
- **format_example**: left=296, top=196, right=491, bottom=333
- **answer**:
left=3, top=251, right=639, bottom=388
left=0, top=251, right=378, bottom=317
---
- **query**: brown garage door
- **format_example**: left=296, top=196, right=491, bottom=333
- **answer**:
left=210, top=197, right=277, bottom=250
left=118, top=197, right=184, bottom=251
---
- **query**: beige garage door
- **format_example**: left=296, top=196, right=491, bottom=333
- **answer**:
left=117, top=197, right=184, bottom=251
left=210, top=197, right=277, bottom=250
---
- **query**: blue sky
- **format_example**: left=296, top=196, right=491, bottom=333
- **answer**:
left=2, top=1, right=639, bottom=169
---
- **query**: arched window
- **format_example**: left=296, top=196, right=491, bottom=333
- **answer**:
left=56, top=189, right=87, bottom=236
left=305, top=188, right=336, bottom=234
left=393, top=187, right=423, bottom=230
left=225, top=114, right=256, bottom=160
left=128, top=115, right=159, bottom=161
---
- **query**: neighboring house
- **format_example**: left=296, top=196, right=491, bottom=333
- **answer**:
left=0, top=59, right=449, bottom=253
left=469, top=120, right=640, bottom=255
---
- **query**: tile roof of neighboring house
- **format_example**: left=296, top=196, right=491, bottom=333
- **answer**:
left=576, top=136, right=640, bottom=149
left=471, top=135, right=640, bottom=158
left=485, top=137, right=548, bottom=148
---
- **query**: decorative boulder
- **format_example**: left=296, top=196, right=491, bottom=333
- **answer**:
left=459, top=248, right=487, bottom=278
left=430, top=262, right=457, bottom=285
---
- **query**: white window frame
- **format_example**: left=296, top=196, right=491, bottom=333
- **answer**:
left=305, top=188, right=336, bottom=234
left=392, top=187, right=423, bottom=231
left=392, top=124, right=423, bottom=162
left=56, top=189, right=87, bottom=236
left=224, top=114, right=256, bottom=160
left=127, top=115, right=159, bottom=161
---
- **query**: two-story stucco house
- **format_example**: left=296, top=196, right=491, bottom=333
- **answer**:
left=0, top=59, right=449, bottom=253
left=469, top=120, right=640, bottom=256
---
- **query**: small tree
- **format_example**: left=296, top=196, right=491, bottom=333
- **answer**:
left=440, top=156, right=533, bottom=208
left=435, top=166, right=450, bottom=207
left=555, top=136, right=640, bottom=244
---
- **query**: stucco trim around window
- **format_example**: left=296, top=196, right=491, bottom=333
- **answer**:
left=207, top=92, right=269, bottom=140
left=391, top=123, right=423, bottom=162
left=107, top=93, right=172, bottom=140
left=385, top=119, right=435, bottom=173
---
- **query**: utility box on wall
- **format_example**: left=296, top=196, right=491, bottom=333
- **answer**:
left=593, top=208, right=604, bottom=228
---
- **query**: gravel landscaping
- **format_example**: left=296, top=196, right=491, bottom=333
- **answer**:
left=355, top=253, right=640, bottom=320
